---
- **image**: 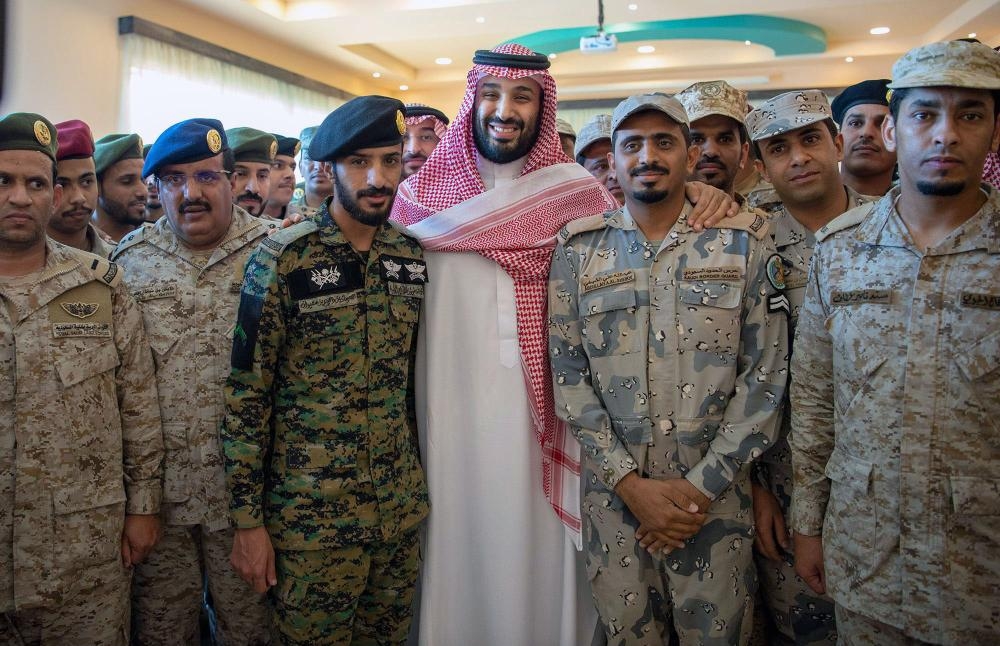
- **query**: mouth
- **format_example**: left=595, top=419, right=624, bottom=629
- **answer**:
left=62, top=208, right=92, bottom=219
left=923, top=156, right=962, bottom=170
left=852, top=145, right=880, bottom=154
left=488, top=122, right=521, bottom=142
left=788, top=171, right=819, bottom=184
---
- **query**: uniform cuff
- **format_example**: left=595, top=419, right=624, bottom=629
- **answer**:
left=791, top=498, right=825, bottom=536
left=230, top=506, right=264, bottom=529
left=126, top=483, right=161, bottom=515
left=685, top=456, right=730, bottom=501
left=597, top=446, right=639, bottom=490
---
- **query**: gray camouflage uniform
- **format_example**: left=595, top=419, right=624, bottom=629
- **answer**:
left=791, top=187, right=1000, bottom=644
left=0, top=242, right=163, bottom=645
left=549, top=202, right=789, bottom=645
left=112, top=206, right=274, bottom=646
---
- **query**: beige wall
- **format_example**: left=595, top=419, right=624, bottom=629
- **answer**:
left=1, top=0, right=376, bottom=135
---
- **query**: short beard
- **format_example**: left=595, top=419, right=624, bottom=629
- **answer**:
left=99, top=196, right=146, bottom=226
left=333, top=170, right=393, bottom=226
left=916, top=179, right=965, bottom=196
left=473, top=116, right=539, bottom=164
left=631, top=188, right=670, bottom=204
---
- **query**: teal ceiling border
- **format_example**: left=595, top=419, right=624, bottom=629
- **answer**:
left=506, top=14, right=826, bottom=57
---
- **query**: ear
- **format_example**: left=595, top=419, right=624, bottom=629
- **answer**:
left=738, top=141, right=750, bottom=170
left=991, top=113, right=1000, bottom=155
left=51, top=183, right=64, bottom=215
left=685, top=143, right=699, bottom=174
left=883, top=115, right=898, bottom=153
left=755, top=158, right=770, bottom=183
left=834, top=131, right=844, bottom=162
left=607, top=148, right=616, bottom=174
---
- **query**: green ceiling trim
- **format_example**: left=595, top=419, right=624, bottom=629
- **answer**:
left=506, top=14, right=827, bottom=57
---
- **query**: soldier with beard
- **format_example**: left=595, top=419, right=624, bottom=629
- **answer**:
left=227, top=128, right=276, bottom=218
left=93, top=132, right=147, bottom=241
left=401, top=104, right=448, bottom=179
left=225, top=96, right=428, bottom=644
left=831, top=79, right=897, bottom=196
left=677, top=80, right=751, bottom=200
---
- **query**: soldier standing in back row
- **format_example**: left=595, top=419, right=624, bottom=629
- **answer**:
left=0, top=112, right=163, bottom=645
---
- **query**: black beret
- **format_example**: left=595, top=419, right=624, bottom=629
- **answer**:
left=404, top=104, right=450, bottom=125
left=831, top=79, right=891, bottom=125
left=272, top=134, right=301, bottom=158
left=143, top=118, right=229, bottom=178
left=309, top=95, right=406, bottom=162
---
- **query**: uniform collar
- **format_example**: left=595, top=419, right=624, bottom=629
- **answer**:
left=145, top=204, right=270, bottom=266
left=316, top=197, right=408, bottom=251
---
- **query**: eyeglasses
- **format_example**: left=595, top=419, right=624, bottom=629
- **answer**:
left=157, top=170, right=231, bottom=189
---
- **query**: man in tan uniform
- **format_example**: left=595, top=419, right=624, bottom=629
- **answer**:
left=0, top=112, right=163, bottom=645
left=114, top=118, right=273, bottom=646
left=93, top=132, right=147, bottom=242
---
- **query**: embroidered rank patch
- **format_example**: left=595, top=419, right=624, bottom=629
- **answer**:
left=53, top=322, right=112, bottom=338
left=133, top=285, right=178, bottom=301
left=60, top=302, right=99, bottom=318
left=961, top=291, right=1000, bottom=310
left=297, top=291, right=361, bottom=313
left=768, top=293, right=791, bottom=316
left=288, top=261, right=363, bottom=300
left=388, top=282, right=424, bottom=298
left=379, top=255, right=428, bottom=284
left=784, top=269, right=808, bottom=290
left=582, top=269, right=635, bottom=293
left=749, top=213, right=765, bottom=232
left=831, top=289, right=891, bottom=305
left=681, top=266, right=743, bottom=281
left=765, top=254, right=786, bottom=290
left=260, top=236, right=285, bottom=256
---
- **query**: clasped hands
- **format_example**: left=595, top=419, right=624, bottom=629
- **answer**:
left=615, top=472, right=712, bottom=555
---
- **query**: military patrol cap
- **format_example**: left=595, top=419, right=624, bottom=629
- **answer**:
left=574, top=114, right=612, bottom=158
left=298, top=126, right=319, bottom=157
left=309, top=95, right=406, bottom=162
left=0, top=112, right=58, bottom=161
left=404, top=104, right=450, bottom=125
left=94, top=133, right=144, bottom=176
left=55, top=119, right=95, bottom=160
left=272, top=134, right=301, bottom=158
left=611, top=93, right=689, bottom=133
left=831, top=79, right=891, bottom=125
left=555, top=118, right=576, bottom=138
left=747, top=90, right=832, bottom=142
left=676, top=80, right=748, bottom=126
left=226, top=127, right=278, bottom=164
left=888, top=40, right=1000, bottom=90
left=143, top=118, right=229, bottom=179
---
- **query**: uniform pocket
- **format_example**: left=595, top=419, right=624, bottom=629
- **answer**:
left=51, top=480, right=126, bottom=568
left=161, top=422, right=192, bottom=503
left=954, top=329, right=1000, bottom=412
left=822, top=450, right=875, bottom=581
left=676, top=280, right=742, bottom=354
left=581, top=287, right=640, bottom=356
left=945, top=475, right=1000, bottom=637
left=56, top=342, right=120, bottom=430
left=285, top=441, right=358, bottom=500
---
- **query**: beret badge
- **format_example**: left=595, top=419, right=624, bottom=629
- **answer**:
left=395, top=110, right=406, bottom=135
left=269, top=140, right=278, bottom=160
left=33, top=120, right=51, bottom=146
left=293, top=141, right=302, bottom=156
left=206, top=129, right=223, bottom=154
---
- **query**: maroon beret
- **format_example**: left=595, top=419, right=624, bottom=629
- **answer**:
left=55, top=119, right=95, bottom=161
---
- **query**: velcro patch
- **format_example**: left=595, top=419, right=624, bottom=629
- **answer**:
left=297, top=291, right=361, bottom=313
left=133, top=285, right=177, bottom=301
left=681, top=266, right=743, bottom=281
left=831, top=289, right=891, bottom=306
left=768, top=294, right=790, bottom=316
left=53, top=322, right=112, bottom=338
left=379, top=255, right=427, bottom=284
left=961, top=291, right=1000, bottom=310
left=288, top=261, right=363, bottom=300
left=388, top=282, right=424, bottom=298
left=582, top=269, right=635, bottom=293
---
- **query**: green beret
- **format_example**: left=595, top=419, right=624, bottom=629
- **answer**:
left=226, top=127, right=277, bottom=164
left=272, top=134, right=301, bottom=158
left=0, top=112, right=58, bottom=161
left=298, top=126, right=319, bottom=155
left=94, top=133, right=144, bottom=176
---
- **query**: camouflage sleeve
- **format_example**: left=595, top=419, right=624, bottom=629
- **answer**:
left=112, top=281, right=164, bottom=515
left=548, top=241, right=638, bottom=489
left=685, top=235, right=790, bottom=500
left=789, top=245, right=835, bottom=536
left=223, top=246, right=286, bottom=529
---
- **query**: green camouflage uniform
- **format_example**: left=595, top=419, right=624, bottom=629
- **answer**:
left=112, top=206, right=274, bottom=645
left=223, top=201, right=429, bottom=645
left=549, top=202, right=789, bottom=645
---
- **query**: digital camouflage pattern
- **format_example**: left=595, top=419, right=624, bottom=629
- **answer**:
left=790, top=187, right=1000, bottom=644
left=113, top=205, right=274, bottom=644
left=0, top=242, right=162, bottom=613
left=224, top=201, right=429, bottom=548
left=746, top=90, right=832, bottom=143
left=548, top=201, right=789, bottom=643
left=87, top=222, right=116, bottom=259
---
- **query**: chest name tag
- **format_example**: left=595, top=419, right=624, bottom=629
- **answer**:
left=134, top=285, right=177, bottom=301
left=388, top=282, right=424, bottom=298
left=297, top=291, right=360, bottom=314
left=53, top=322, right=112, bottom=338
left=583, top=270, right=635, bottom=293
left=831, top=289, right=891, bottom=306
left=682, top=266, right=743, bottom=281
left=961, top=291, right=1000, bottom=310
left=784, top=270, right=809, bottom=290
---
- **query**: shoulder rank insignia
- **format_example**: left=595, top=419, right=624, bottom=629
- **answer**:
left=60, top=302, right=100, bottom=318
left=379, top=255, right=427, bottom=284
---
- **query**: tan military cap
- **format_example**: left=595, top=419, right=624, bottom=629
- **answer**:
left=574, top=114, right=612, bottom=158
left=612, top=93, right=689, bottom=133
left=888, top=40, right=1000, bottom=90
left=676, top=80, right=748, bottom=125
left=555, top=118, right=576, bottom=138
left=746, top=90, right=832, bottom=142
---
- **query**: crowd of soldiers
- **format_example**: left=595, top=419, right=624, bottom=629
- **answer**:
left=0, top=33, right=998, bottom=646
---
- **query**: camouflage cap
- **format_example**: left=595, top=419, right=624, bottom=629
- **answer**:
left=0, top=112, right=58, bottom=161
left=226, top=127, right=278, bottom=164
left=676, top=80, right=748, bottom=126
left=298, top=126, right=319, bottom=156
left=612, top=93, right=689, bottom=134
left=888, top=40, right=1000, bottom=90
left=574, top=114, right=612, bottom=158
left=555, top=118, right=576, bottom=138
left=746, top=90, right=832, bottom=142
left=94, top=133, right=144, bottom=175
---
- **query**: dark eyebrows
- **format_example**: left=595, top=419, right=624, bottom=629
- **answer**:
left=480, top=81, right=536, bottom=95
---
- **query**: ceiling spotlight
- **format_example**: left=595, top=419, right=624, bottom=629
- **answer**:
left=475, top=16, right=485, bottom=23
left=637, top=45, right=655, bottom=54
left=628, top=3, right=638, bottom=9
left=372, top=72, right=381, bottom=78
left=869, top=26, right=890, bottom=35
left=435, top=57, right=452, bottom=65
left=968, top=32, right=977, bottom=38
left=399, top=85, right=409, bottom=91
left=845, top=56, right=855, bottom=63
left=744, top=40, right=752, bottom=46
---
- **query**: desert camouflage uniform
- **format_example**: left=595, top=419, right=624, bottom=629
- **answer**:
left=0, top=242, right=162, bottom=644
left=86, top=222, right=116, bottom=259
left=549, top=202, right=789, bottom=645
left=791, top=187, right=1000, bottom=644
left=113, top=206, right=274, bottom=645
left=748, top=185, right=874, bottom=645
left=288, top=189, right=322, bottom=220
left=224, top=201, right=429, bottom=644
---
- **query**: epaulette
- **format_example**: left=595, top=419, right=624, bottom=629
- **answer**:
left=67, top=247, right=124, bottom=287
left=717, top=208, right=770, bottom=241
left=557, top=213, right=610, bottom=244
left=257, top=219, right=319, bottom=257
left=110, top=225, right=147, bottom=260
left=815, top=203, right=874, bottom=243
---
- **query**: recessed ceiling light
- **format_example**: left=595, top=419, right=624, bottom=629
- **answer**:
left=548, top=53, right=558, bottom=59
left=637, top=45, right=655, bottom=54
left=845, top=56, right=855, bottom=63
left=968, top=32, right=977, bottom=38
left=744, top=40, right=752, bottom=46
left=475, top=16, right=485, bottom=23
left=372, top=72, right=381, bottom=78
left=628, top=3, right=638, bottom=9
left=869, top=26, right=890, bottom=35
left=435, top=57, right=452, bottom=65
left=399, top=85, right=409, bottom=91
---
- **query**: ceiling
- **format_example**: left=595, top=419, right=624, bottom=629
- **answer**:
left=177, top=0, right=1000, bottom=109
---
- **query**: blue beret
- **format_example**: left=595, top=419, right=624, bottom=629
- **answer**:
left=309, top=96, right=406, bottom=162
left=831, top=79, right=891, bottom=125
left=143, top=118, right=229, bottom=178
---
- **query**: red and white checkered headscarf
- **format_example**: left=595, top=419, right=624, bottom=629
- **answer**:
left=403, top=107, right=449, bottom=141
left=983, top=151, right=1000, bottom=190
left=392, top=43, right=614, bottom=535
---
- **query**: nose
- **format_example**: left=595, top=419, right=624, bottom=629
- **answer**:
left=183, top=176, right=204, bottom=200
left=403, top=133, right=417, bottom=155
left=8, top=179, right=31, bottom=206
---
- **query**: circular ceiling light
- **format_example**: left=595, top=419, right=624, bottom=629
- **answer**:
left=475, top=16, right=485, bottom=23
left=744, top=40, right=752, bottom=46
left=968, top=32, right=977, bottom=38
left=869, top=26, right=890, bottom=35
left=637, top=45, right=655, bottom=54
left=628, top=3, right=638, bottom=9
left=435, top=57, right=452, bottom=65
left=845, top=56, right=855, bottom=63
left=372, top=72, right=381, bottom=78
left=548, top=53, right=558, bottom=59
left=399, top=85, right=409, bottom=91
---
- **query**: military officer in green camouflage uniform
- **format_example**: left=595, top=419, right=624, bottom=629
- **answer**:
left=548, top=94, right=789, bottom=645
left=289, top=125, right=332, bottom=219
left=0, top=112, right=164, bottom=645
left=114, top=119, right=274, bottom=645
left=224, top=96, right=429, bottom=645
left=791, top=40, right=1000, bottom=645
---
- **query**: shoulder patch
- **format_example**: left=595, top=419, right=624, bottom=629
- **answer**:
left=717, top=208, right=770, bottom=240
left=258, top=219, right=319, bottom=257
left=110, top=226, right=146, bottom=260
left=815, top=203, right=874, bottom=243
left=558, top=212, right=611, bottom=244
left=66, top=247, right=123, bottom=287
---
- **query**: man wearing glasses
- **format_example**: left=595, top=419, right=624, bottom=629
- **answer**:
left=112, top=119, right=275, bottom=645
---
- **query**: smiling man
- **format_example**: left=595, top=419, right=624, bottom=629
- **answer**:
left=401, top=103, right=448, bottom=179
left=227, top=127, right=276, bottom=218
left=93, top=132, right=147, bottom=242
left=832, top=79, right=897, bottom=196
left=262, top=134, right=300, bottom=221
